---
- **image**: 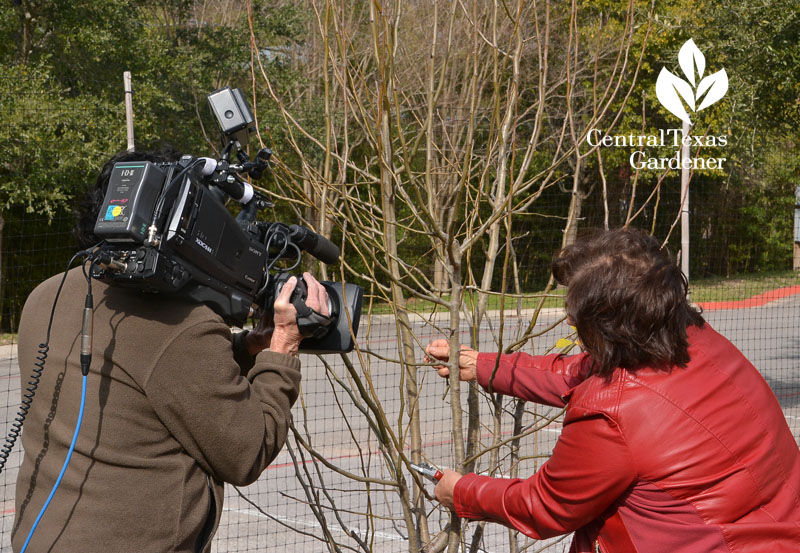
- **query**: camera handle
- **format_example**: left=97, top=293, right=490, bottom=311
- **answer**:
left=273, top=275, right=336, bottom=339
left=291, top=294, right=334, bottom=339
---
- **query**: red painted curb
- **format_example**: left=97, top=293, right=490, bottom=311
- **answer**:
left=696, top=284, right=800, bottom=311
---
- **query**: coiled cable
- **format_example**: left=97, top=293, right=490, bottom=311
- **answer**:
left=0, top=251, right=86, bottom=474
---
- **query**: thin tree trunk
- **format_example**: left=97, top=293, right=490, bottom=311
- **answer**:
left=374, top=10, right=423, bottom=548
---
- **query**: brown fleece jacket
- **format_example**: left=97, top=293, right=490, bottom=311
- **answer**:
left=12, top=268, right=301, bottom=552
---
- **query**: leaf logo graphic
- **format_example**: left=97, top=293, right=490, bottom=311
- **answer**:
left=656, top=39, right=728, bottom=124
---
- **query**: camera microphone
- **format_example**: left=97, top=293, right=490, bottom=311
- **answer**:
left=288, top=225, right=340, bottom=265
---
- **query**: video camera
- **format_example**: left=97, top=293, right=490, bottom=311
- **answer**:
left=90, top=87, right=362, bottom=353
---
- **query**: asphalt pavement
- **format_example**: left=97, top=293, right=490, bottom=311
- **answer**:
left=0, top=293, right=798, bottom=553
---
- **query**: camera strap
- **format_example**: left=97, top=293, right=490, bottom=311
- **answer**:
left=290, top=297, right=334, bottom=339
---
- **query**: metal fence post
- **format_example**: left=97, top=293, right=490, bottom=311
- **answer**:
left=794, top=185, right=800, bottom=270
left=680, top=121, right=691, bottom=284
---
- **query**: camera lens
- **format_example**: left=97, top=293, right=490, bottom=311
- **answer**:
left=224, top=110, right=234, bottom=119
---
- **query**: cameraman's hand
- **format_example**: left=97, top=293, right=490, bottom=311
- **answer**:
left=301, top=272, right=330, bottom=316
left=243, top=310, right=275, bottom=356
left=425, top=339, right=479, bottom=382
left=270, top=272, right=329, bottom=356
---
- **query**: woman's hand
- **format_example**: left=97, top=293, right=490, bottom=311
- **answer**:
left=434, top=469, right=463, bottom=510
left=425, top=339, right=479, bottom=382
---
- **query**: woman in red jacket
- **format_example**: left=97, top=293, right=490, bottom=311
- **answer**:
left=426, top=228, right=800, bottom=553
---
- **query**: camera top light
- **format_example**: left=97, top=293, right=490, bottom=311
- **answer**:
left=207, top=87, right=254, bottom=142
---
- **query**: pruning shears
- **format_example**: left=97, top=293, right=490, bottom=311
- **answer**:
left=410, top=462, right=444, bottom=482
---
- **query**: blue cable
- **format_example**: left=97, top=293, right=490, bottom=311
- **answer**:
left=20, top=374, right=88, bottom=553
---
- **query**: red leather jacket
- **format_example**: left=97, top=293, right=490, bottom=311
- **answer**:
left=454, top=323, right=800, bottom=552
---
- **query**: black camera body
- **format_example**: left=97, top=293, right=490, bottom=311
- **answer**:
left=91, top=88, right=362, bottom=354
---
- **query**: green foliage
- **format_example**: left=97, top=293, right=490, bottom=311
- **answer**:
left=565, top=0, right=799, bottom=277
left=704, top=0, right=800, bottom=130
left=0, top=64, right=122, bottom=215
left=0, top=0, right=312, bottom=207
left=725, top=137, right=799, bottom=273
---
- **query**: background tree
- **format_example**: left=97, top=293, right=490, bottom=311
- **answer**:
left=250, top=1, right=654, bottom=551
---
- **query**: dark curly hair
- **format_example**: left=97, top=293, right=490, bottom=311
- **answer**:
left=72, top=147, right=182, bottom=249
left=551, top=228, right=704, bottom=379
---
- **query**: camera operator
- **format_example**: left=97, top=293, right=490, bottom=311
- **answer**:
left=12, top=151, right=328, bottom=553
left=426, top=228, right=800, bottom=553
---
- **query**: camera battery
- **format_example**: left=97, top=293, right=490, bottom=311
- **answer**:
left=94, top=162, right=166, bottom=243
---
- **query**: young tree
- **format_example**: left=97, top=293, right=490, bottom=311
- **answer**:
left=247, top=1, right=653, bottom=551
